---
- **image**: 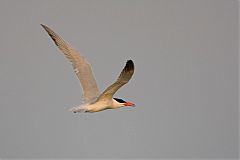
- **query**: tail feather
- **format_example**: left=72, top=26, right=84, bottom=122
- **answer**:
left=68, top=106, right=87, bottom=113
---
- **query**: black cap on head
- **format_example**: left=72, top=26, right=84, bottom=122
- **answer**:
left=113, top=98, right=126, bottom=103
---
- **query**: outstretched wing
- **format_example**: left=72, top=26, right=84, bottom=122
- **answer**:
left=97, top=60, right=134, bottom=101
left=41, top=24, right=99, bottom=102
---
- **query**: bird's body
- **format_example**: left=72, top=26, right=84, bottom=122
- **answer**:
left=41, top=24, right=135, bottom=113
left=71, top=98, right=125, bottom=113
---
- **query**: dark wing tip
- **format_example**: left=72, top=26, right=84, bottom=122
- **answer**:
left=41, top=24, right=59, bottom=47
left=40, top=24, right=48, bottom=30
left=125, top=60, right=134, bottom=72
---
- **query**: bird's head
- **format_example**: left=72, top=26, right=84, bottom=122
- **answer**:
left=113, top=98, right=135, bottom=107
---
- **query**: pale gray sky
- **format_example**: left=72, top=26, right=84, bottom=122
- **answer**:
left=0, top=0, right=238, bottom=159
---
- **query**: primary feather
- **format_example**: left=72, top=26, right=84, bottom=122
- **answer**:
left=97, top=60, right=134, bottom=101
left=41, top=24, right=99, bottom=102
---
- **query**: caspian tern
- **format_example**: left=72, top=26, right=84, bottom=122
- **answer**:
left=41, top=24, right=135, bottom=113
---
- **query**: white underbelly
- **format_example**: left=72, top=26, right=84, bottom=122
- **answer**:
left=86, top=101, right=112, bottom=113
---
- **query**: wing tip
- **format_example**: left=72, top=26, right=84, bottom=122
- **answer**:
left=125, top=59, right=134, bottom=71
left=41, top=24, right=60, bottom=47
left=40, top=24, right=48, bottom=30
left=127, top=59, right=133, bottom=63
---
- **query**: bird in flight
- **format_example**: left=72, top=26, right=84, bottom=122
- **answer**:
left=41, top=24, right=135, bottom=113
